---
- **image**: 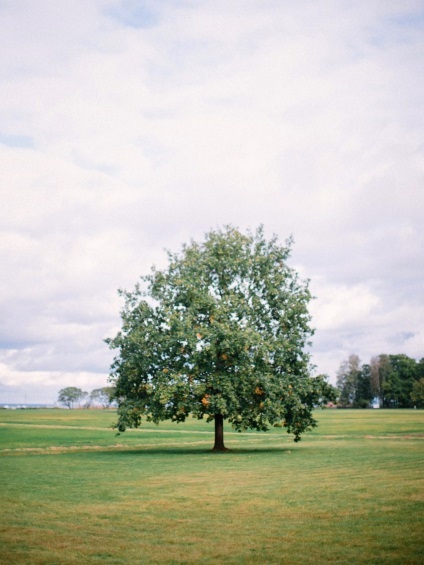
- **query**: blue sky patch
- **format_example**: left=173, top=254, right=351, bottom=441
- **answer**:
left=104, top=0, right=159, bottom=29
left=0, top=133, right=33, bottom=148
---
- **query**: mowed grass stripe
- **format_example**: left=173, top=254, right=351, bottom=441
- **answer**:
left=0, top=409, right=423, bottom=564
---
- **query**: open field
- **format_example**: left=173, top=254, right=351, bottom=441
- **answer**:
left=1, top=409, right=423, bottom=564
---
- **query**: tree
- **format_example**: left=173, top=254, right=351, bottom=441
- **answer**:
left=344, top=354, right=421, bottom=408
left=383, top=354, right=419, bottom=408
left=57, top=387, right=87, bottom=409
left=370, top=355, right=384, bottom=406
left=336, top=354, right=361, bottom=407
left=106, top=226, right=337, bottom=451
left=355, top=363, right=373, bottom=408
left=90, top=387, right=115, bottom=408
left=411, top=378, right=424, bottom=408
left=416, top=358, right=424, bottom=380
left=371, top=354, right=392, bottom=407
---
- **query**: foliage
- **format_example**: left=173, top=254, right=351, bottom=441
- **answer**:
left=90, top=387, right=115, bottom=408
left=336, top=353, right=423, bottom=408
left=336, top=354, right=364, bottom=406
left=107, top=226, right=337, bottom=448
left=382, top=354, right=419, bottom=408
left=355, top=363, right=373, bottom=407
left=57, top=387, right=87, bottom=409
left=411, top=378, right=424, bottom=408
left=372, top=354, right=421, bottom=408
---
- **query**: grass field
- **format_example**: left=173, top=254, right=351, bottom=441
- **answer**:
left=0, top=409, right=423, bottom=564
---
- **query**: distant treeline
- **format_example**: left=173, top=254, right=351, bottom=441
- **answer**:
left=336, top=354, right=424, bottom=408
left=57, top=386, right=115, bottom=409
left=58, top=355, right=424, bottom=411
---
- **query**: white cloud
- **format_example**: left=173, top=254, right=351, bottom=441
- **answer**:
left=0, top=0, right=423, bottom=401
left=310, top=281, right=380, bottom=331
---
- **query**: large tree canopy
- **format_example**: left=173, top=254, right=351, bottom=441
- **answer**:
left=106, top=226, right=336, bottom=450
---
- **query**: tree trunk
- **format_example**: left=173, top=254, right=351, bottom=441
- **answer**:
left=212, top=414, right=228, bottom=451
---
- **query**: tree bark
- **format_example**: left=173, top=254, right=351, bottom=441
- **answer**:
left=212, top=414, right=228, bottom=451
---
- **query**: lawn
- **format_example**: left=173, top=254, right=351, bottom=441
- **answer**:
left=0, top=409, right=423, bottom=564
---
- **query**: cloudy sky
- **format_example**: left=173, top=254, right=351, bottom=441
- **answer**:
left=1, top=0, right=423, bottom=404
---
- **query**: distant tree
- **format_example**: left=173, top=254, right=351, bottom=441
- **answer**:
left=383, top=354, right=419, bottom=408
left=335, top=353, right=423, bottom=408
left=370, top=356, right=383, bottom=405
left=106, top=226, right=337, bottom=450
left=336, top=354, right=361, bottom=406
left=58, top=387, right=88, bottom=409
left=354, top=363, right=373, bottom=408
left=411, top=378, right=424, bottom=408
left=90, top=387, right=115, bottom=408
left=372, top=354, right=393, bottom=407
left=415, top=358, right=424, bottom=380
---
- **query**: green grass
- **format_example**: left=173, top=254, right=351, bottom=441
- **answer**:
left=1, top=409, right=423, bottom=564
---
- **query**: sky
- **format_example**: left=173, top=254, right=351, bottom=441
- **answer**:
left=1, top=0, right=423, bottom=404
